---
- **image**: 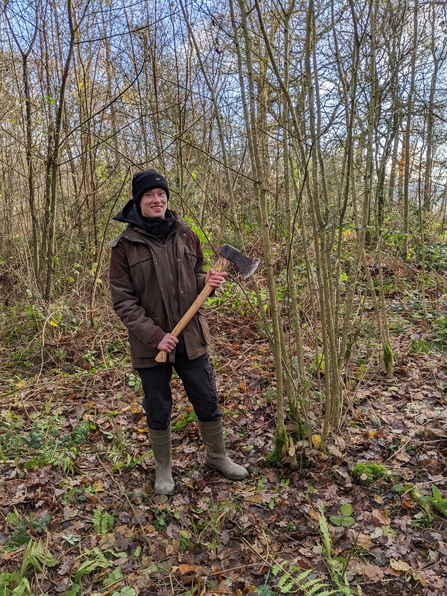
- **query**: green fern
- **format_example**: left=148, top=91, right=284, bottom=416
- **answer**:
left=92, top=510, right=115, bottom=535
left=21, top=539, right=58, bottom=576
left=0, top=571, right=31, bottom=596
left=0, top=540, right=57, bottom=596
left=318, top=512, right=362, bottom=596
left=271, top=560, right=337, bottom=595
left=74, top=547, right=110, bottom=583
left=319, top=511, right=332, bottom=559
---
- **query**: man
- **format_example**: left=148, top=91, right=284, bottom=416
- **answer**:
left=109, top=169, right=248, bottom=494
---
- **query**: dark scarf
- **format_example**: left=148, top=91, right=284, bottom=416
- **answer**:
left=140, top=210, right=175, bottom=241
left=113, top=201, right=175, bottom=242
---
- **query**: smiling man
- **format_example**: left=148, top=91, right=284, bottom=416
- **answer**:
left=140, top=187, right=168, bottom=218
left=109, top=169, right=248, bottom=494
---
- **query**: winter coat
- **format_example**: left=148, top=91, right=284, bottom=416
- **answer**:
left=109, top=207, right=212, bottom=368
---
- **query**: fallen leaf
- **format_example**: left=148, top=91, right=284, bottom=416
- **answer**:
left=178, top=564, right=201, bottom=575
left=252, top=566, right=269, bottom=576
left=13, top=484, right=27, bottom=503
left=323, top=484, right=338, bottom=500
left=363, top=563, right=385, bottom=580
left=58, top=557, right=75, bottom=576
left=372, top=508, right=390, bottom=526
left=245, top=494, right=263, bottom=505
left=308, top=507, right=320, bottom=521
left=390, top=559, right=411, bottom=572
left=370, top=527, right=383, bottom=539
left=327, top=444, right=343, bottom=458
left=214, top=580, right=233, bottom=594
left=395, top=450, right=411, bottom=462
left=355, top=533, right=372, bottom=548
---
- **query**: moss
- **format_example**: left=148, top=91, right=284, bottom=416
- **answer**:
left=352, top=462, right=387, bottom=486
left=288, top=402, right=305, bottom=438
left=267, top=427, right=288, bottom=464
left=383, top=340, right=395, bottom=378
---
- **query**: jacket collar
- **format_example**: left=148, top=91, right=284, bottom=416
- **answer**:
left=114, top=204, right=190, bottom=239
left=115, top=200, right=182, bottom=227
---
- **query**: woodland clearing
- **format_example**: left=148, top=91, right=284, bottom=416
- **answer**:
left=2, top=1, right=447, bottom=593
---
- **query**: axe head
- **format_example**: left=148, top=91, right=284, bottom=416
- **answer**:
left=219, top=244, right=260, bottom=279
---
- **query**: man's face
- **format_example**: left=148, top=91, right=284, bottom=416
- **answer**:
left=139, top=188, right=168, bottom=218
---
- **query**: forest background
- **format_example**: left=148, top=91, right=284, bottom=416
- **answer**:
left=1, top=0, right=447, bottom=595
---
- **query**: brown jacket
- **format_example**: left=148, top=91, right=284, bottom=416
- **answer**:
left=109, top=215, right=212, bottom=368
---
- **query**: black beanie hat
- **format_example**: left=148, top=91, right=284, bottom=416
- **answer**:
left=132, top=169, right=170, bottom=205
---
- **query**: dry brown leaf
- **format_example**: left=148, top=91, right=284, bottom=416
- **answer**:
left=115, top=524, right=135, bottom=538
left=323, top=483, right=338, bottom=500
left=356, top=533, right=372, bottom=548
left=372, top=508, right=390, bottom=526
left=327, top=444, right=343, bottom=458
left=390, top=559, right=411, bottom=572
left=363, top=563, right=385, bottom=580
left=213, top=581, right=233, bottom=594
left=395, top=450, right=411, bottom=462
left=57, top=557, right=75, bottom=576
left=13, top=483, right=27, bottom=503
left=178, top=564, right=201, bottom=575
left=308, top=507, right=320, bottom=521
left=91, top=481, right=105, bottom=493
left=245, top=494, right=263, bottom=505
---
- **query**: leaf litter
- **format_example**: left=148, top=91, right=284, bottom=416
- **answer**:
left=1, top=289, right=447, bottom=595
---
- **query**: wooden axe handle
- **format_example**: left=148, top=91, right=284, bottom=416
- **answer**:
left=155, top=256, right=230, bottom=363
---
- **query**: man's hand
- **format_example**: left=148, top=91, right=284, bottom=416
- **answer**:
left=157, top=333, right=179, bottom=353
left=205, top=268, right=228, bottom=288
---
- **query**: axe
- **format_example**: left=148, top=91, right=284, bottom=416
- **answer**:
left=155, top=244, right=260, bottom=363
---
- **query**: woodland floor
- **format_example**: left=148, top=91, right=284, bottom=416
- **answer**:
left=1, top=260, right=447, bottom=596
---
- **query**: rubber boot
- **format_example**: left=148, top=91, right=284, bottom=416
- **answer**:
left=199, top=420, right=248, bottom=480
left=148, top=427, right=175, bottom=495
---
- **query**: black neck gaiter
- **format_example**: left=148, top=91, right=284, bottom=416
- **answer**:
left=140, top=209, right=175, bottom=241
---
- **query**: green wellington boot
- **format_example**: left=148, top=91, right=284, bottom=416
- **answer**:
left=148, top=427, right=175, bottom=495
left=199, top=420, right=248, bottom=480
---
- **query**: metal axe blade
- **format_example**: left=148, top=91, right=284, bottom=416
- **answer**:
left=219, top=244, right=260, bottom=279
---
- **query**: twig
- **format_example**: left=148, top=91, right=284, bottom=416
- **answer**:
left=385, top=431, right=418, bottom=463
left=208, top=562, right=270, bottom=575
left=100, top=578, right=125, bottom=596
left=240, top=535, right=271, bottom=566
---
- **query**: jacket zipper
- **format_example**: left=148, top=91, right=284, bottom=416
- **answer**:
left=162, top=241, right=180, bottom=329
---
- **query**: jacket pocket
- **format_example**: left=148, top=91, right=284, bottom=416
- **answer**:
left=129, top=253, right=158, bottom=305
left=183, top=246, right=199, bottom=271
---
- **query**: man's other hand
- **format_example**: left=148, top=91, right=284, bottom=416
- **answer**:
left=205, top=268, right=228, bottom=288
left=157, top=334, right=179, bottom=353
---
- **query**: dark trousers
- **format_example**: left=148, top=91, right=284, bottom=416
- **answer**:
left=138, top=352, right=222, bottom=430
